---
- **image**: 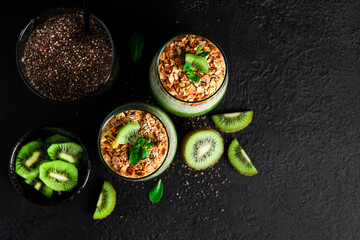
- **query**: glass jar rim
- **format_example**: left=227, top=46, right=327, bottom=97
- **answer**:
left=155, top=33, right=228, bottom=104
left=15, top=8, right=116, bottom=103
left=98, top=104, right=171, bottom=180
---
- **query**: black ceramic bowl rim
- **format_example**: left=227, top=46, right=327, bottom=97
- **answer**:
left=15, top=8, right=116, bottom=104
left=9, top=126, right=91, bottom=206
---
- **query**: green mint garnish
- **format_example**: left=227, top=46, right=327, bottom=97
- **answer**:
left=129, top=137, right=151, bottom=166
left=183, top=63, right=200, bottom=82
left=129, top=30, right=145, bottom=62
left=196, top=45, right=204, bottom=55
left=149, top=179, right=164, bottom=203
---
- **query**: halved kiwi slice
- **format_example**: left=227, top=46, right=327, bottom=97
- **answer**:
left=25, top=176, right=53, bottom=198
left=212, top=111, right=253, bottom=132
left=228, top=139, right=258, bottom=176
left=185, top=53, right=209, bottom=73
left=182, top=129, right=224, bottom=170
left=93, top=181, right=116, bottom=219
left=15, top=140, right=48, bottom=179
left=47, top=142, right=85, bottom=167
left=115, top=122, right=140, bottom=145
left=44, top=134, right=71, bottom=148
left=39, top=160, right=78, bottom=191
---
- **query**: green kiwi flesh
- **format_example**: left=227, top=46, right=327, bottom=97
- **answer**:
left=39, top=160, right=78, bottom=191
left=185, top=53, right=209, bottom=73
left=25, top=176, right=53, bottom=198
left=115, top=122, right=141, bottom=145
left=212, top=111, right=253, bottom=132
left=228, top=139, right=258, bottom=176
left=47, top=142, right=85, bottom=167
left=93, top=181, right=116, bottom=219
left=182, top=129, right=224, bottom=170
left=15, top=140, right=47, bottom=179
left=44, top=134, right=71, bottom=148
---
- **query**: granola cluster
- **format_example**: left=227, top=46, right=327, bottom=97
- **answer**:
left=158, top=34, right=226, bottom=102
left=100, top=110, right=168, bottom=178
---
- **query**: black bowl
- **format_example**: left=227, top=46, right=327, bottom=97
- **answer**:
left=9, top=127, right=91, bottom=205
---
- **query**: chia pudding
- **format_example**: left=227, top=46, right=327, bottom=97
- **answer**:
left=149, top=34, right=228, bottom=117
left=17, top=10, right=114, bottom=102
left=98, top=103, right=178, bottom=181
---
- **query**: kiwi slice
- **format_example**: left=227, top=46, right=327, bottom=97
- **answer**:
left=39, top=160, right=78, bottom=191
left=182, top=129, right=224, bottom=170
left=93, top=181, right=116, bottom=219
left=44, top=134, right=71, bottom=148
left=228, top=139, right=258, bottom=176
left=185, top=53, right=209, bottom=73
left=47, top=142, right=85, bottom=167
left=212, top=111, right=253, bottom=132
left=25, top=176, right=53, bottom=198
left=115, top=122, right=141, bottom=145
left=15, top=141, right=48, bottom=179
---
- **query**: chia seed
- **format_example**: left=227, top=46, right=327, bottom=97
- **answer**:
left=20, top=12, right=113, bottom=101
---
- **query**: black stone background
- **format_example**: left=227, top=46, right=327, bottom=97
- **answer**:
left=1, top=0, right=360, bottom=239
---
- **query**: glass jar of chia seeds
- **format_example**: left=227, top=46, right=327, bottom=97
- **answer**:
left=16, top=8, right=118, bottom=103
left=149, top=34, right=228, bottom=117
left=98, top=102, right=177, bottom=181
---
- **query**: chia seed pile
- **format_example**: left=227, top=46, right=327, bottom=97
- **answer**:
left=21, top=13, right=113, bottom=101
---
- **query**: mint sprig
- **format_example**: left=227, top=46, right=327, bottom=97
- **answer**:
left=130, top=137, right=151, bottom=166
left=181, top=45, right=210, bottom=82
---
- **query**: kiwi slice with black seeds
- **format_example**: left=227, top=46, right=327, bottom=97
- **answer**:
left=115, top=122, right=141, bottom=145
left=228, top=139, right=258, bottom=176
left=182, top=129, right=224, bottom=170
left=39, top=160, right=78, bottom=191
left=44, top=134, right=71, bottom=148
left=47, top=142, right=85, bottom=167
left=185, top=53, right=209, bottom=73
left=25, top=176, right=53, bottom=198
left=15, top=140, right=48, bottom=179
left=212, top=111, right=253, bottom=132
left=93, top=181, right=116, bottom=219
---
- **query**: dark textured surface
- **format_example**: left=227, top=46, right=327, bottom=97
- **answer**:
left=1, top=0, right=360, bottom=239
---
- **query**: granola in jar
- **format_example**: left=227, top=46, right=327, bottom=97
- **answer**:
left=158, top=34, right=226, bottom=102
left=100, top=110, right=168, bottom=178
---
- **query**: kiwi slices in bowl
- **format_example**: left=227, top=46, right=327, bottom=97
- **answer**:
left=9, top=127, right=90, bottom=205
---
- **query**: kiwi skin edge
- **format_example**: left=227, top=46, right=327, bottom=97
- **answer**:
left=227, top=139, right=258, bottom=176
left=212, top=111, right=253, bottom=133
left=181, top=128, right=224, bottom=170
left=93, top=181, right=116, bottom=220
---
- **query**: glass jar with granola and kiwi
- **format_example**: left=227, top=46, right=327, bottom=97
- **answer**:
left=149, top=34, right=228, bottom=117
left=98, top=103, right=177, bottom=181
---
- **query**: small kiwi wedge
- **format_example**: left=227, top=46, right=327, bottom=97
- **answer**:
left=185, top=53, right=209, bottom=73
left=212, top=111, right=253, bottom=132
left=39, top=160, right=78, bottom=191
left=47, top=142, right=85, bottom=167
left=44, top=134, right=71, bottom=148
left=93, top=181, right=116, bottom=219
left=15, top=140, right=48, bottom=179
left=182, top=129, right=224, bottom=170
left=25, top=176, right=53, bottom=198
left=115, top=122, right=141, bottom=145
left=228, top=139, right=258, bottom=176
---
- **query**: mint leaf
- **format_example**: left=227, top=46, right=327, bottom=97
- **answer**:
left=131, top=144, right=141, bottom=152
left=183, top=62, right=192, bottom=72
left=197, top=52, right=210, bottom=58
left=149, top=179, right=164, bottom=203
left=138, top=137, right=145, bottom=145
left=186, top=71, right=200, bottom=82
left=129, top=30, right=145, bottom=62
left=130, top=146, right=141, bottom=166
left=142, top=149, right=149, bottom=159
left=196, top=45, right=204, bottom=55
